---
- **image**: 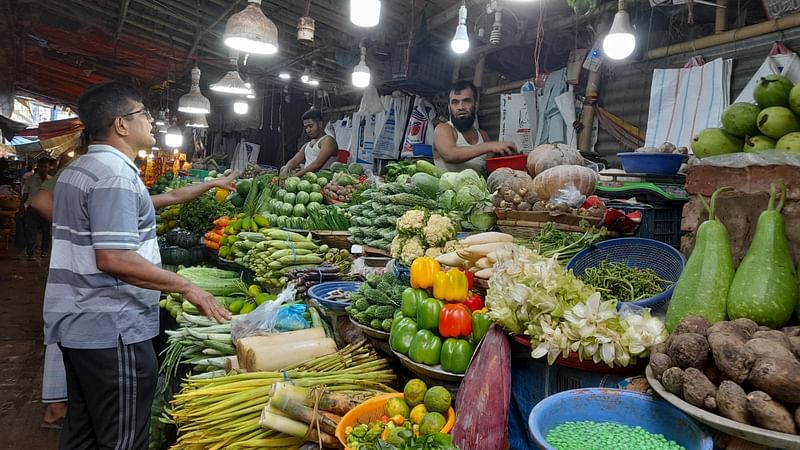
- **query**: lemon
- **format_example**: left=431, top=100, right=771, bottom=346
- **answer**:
left=423, top=386, right=452, bottom=414
left=419, top=411, right=447, bottom=435
left=383, top=397, right=410, bottom=419
left=248, top=284, right=262, bottom=296
left=409, top=404, right=428, bottom=425
left=403, top=379, right=427, bottom=407
left=228, top=300, right=244, bottom=314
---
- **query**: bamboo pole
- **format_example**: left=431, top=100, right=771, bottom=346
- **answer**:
left=578, top=68, right=602, bottom=151
left=474, top=54, right=487, bottom=87
left=647, top=13, right=800, bottom=59
left=715, top=0, right=728, bottom=34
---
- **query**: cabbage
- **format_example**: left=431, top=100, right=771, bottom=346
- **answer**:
left=439, top=172, right=459, bottom=191
left=467, top=204, right=497, bottom=231
left=438, top=190, right=456, bottom=210
left=454, top=185, right=485, bottom=210
left=454, top=169, right=486, bottom=191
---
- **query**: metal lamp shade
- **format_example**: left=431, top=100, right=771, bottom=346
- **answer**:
left=224, top=0, right=279, bottom=55
left=211, top=70, right=254, bottom=95
left=178, top=67, right=211, bottom=114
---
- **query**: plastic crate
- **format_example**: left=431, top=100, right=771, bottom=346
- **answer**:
left=610, top=202, right=683, bottom=249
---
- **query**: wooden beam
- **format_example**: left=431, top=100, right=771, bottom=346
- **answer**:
left=114, top=0, right=131, bottom=43
left=186, top=0, right=243, bottom=64
left=428, top=0, right=483, bottom=29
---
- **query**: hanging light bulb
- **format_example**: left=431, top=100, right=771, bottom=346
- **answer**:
left=489, top=9, right=503, bottom=45
left=233, top=100, right=249, bottom=115
left=308, top=79, right=319, bottom=86
left=352, top=46, right=370, bottom=88
left=67, top=151, right=75, bottom=158
left=137, top=149, right=148, bottom=158
left=602, top=0, right=636, bottom=60
left=278, top=72, right=291, bottom=80
left=223, top=0, right=279, bottom=55
left=178, top=66, right=211, bottom=114
left=300, top=69, right=310, bottom=84
left=165, top=119, right=183, bottom=148
left=154, top=110, right=167, bottom=126
left=350, top=0, right=381, bottom=27
left=212, top=56, right=255, bottom=95
left=451, top=3, right=469, bottom=54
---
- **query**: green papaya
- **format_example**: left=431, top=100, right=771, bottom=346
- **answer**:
left=727, top=183, right=798, bottom=328
left=665, top=187, right=735, bottom=332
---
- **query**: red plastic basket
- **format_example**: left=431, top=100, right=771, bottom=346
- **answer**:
left=485, top=154, right=527, bottom=173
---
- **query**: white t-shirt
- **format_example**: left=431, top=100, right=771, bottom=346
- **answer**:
left=22, top=174, right=46, bottom=207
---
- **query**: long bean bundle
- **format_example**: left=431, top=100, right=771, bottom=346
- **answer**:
left=167, top=341, right=395, bottom=450
left=534, top=222, right=606, bottom=263
left=579, top=261, right=670, bottom=302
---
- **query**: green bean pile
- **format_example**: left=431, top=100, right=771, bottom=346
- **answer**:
left=579, top=261, right=670, bottom=302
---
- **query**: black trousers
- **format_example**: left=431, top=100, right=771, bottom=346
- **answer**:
left=59, top=339, right=158, bottom=450
left=24, top=205, right=50, bottom=256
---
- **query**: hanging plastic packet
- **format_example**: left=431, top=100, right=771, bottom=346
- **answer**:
left=230, top=283, right=297, bottom=342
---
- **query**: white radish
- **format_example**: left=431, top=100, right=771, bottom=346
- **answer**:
left=474, top=267, right=494, bottom=279
left=460, top=232, right=514, bottom=246
left=436, top=251, right=466, bottom=267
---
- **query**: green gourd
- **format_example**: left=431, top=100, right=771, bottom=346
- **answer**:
left=665, top=187, right=734, bottom=332
left=727, top=183, right=798, bottom=328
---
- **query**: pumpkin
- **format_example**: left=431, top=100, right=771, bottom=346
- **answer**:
left=487, top=168, right=516, bottom=192
left=526, top=143, right=584, bottom=176
left=165, top=228, right=201, bottom=249
left=531, top=165, right=599, bottom=201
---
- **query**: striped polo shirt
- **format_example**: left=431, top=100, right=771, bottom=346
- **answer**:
left=43, top=144, right=161, bottom=349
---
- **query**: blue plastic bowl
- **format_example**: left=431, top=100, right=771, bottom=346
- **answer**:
left=412, top=144, right=433, bottom=157
left=617, top=152, right=687, bottom=175
left=566, top=237, right=685, bottom=309
left=529, top=388, right=713, bottom=450
left=307, top=281, right=362, bottom=311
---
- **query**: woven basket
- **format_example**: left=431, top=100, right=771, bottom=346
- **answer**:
left=313, top=230, right=351, bottom=249
left=497, top=219, right=618, bottom=240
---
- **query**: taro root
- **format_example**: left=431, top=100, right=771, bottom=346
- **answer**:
left=708, top=332, right=755, bottom=384
left=661, top=367, right=685, bottom=396
left=745, top=338, right=796, bottom=361
left=746, top=391, right=797, bottom=434
left=668, top=332, right=709, bottom=369
left=666, top=316, right=711, bottom=349
left=716, top=380, right=752, bottom=425
left=748, top=357, right=800, bottom=404
left=683, top=368, right=717, bottom=410
left=790, top=336, right=800, bottom=359
left=782, top=326, right=800, bottom=338
left=751, top=330, right=792, bottom=349
left=708, top=321, right=752, bottom=342
left=648, top=353, right=673, bottom=381
left=651, top=342, right=668, bottom=355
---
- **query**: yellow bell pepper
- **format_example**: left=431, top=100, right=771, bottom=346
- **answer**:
left=410, top=256, right=441, bottom=289
left=433, top=268, right=469, bottom=303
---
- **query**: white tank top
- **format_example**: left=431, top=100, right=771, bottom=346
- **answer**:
left=303, top=134, right=336, bottom=171
left=434, top=122, right=487, bottom=175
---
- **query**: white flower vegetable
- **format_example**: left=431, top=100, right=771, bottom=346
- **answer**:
left=486, top=244, right=667, bottom=367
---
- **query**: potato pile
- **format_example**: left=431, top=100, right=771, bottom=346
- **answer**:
left=649, top=316, right=800, bottom=435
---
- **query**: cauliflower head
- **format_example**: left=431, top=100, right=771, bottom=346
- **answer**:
left=424, top=247, right=443, bottom=258
left=422, top=214, right=456, bottom=247
left=399, top=236, right=426, bottom=266
left=397, top=209, right=426, bottom=233
left=390, top=235, right=404, bottom=259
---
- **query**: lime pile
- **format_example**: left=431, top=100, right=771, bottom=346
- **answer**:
left=546, top=421, right=685, bottom=450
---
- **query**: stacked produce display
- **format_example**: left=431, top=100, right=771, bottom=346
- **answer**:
left=388, top=257, right=489, bottom=375
left=692, top=74, right=800, bottom=156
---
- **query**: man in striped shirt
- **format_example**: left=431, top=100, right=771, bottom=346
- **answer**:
left=43, top=82, right=231, bottom=450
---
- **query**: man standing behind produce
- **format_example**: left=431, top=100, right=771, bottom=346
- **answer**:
left=279, top=108, right=339, bottom=177
left=433, top=80, right=516, bottom=175
left=43, top=81, right=232, bottom=450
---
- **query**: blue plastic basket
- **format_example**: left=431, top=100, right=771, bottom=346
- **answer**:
left=411, top=144, right=433, bottom=157
left=528, top=388, right=713, bottom=450
left=617, top=152, right=687, bottom=175
left=307, top=281, right=362, bottom=311
left=566, top=237, right=685, bottom=309
left=392, top=261, right=411, bottom=285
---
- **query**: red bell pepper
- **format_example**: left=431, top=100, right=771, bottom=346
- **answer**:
left=459, top=268, right=474, bottom=290
left=464, top=292, right=485, bottom=312
left=438, top=303, right=472, bottom=337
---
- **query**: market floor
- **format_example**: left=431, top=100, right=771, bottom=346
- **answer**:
left=0, top=248, right=61, bottom=449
